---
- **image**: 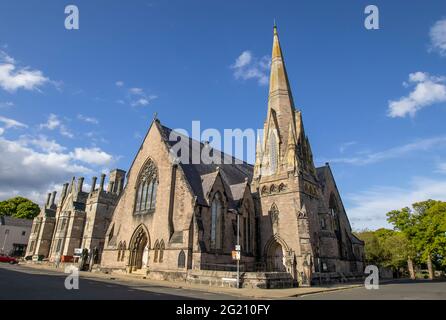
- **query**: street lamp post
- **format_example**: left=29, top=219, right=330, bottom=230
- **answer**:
left=236, top=212, right=240, bottom=289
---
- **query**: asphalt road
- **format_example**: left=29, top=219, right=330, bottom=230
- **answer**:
left=0, top=263, right=240, bottom=300
left=2, top=263, right=445, bottom=300
left=295, top=279, right=446, bottom=300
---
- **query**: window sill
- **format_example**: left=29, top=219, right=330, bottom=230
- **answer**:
left=133, top=209, right=155, bottom=216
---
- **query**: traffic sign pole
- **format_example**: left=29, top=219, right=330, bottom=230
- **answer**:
left=236, top=212, right=240, bottom=289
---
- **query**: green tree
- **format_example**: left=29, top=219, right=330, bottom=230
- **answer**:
left=377, top=229, right=415, bottom=273
left=355, top=228, right=415, bottom=276
left=413, top=201, right=446, bottom=275
left=354, top=230, right=385, bottom=265
left=0, top=196, right=40, bottom=220
left=387, top=200, right=446, bottom=280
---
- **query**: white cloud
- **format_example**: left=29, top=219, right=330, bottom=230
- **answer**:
left=0, top=101, right=14, bottom=108
left=388, top=72, right=446, bottom=118
left=0, top=51, right=15, bottom=64
left=24, top=135, right=66, bottom=153
left=231, top=50, right=270, bottom=86
left=72, top=147, right=113, bottom=166
left=129, top=87, right=144, bottom=95
left=0, top=131, right=116, bottom=203
left=0, top=136, right=90, bottom=202
left=437, top=162, right=446, bottom=173
left=115, top=83, right=157, bottom=107
left=0, top=51, right=49, bottom=92
left=0, top=128, right=4, bottom=136
left=0, top=116, right=27, bottom=129
left=77, top=114, right=99, bottom=125
left=40, top=114, right=74, bottom=138
left=326, top=136, right=446, bottom=166
left=131, top=98, right=149, bottom=107
left=429, top=18, right=446, bottom=57
left=233, top=51, right=252, bottom=68
left=128, top=88, right=157, bottom=107
left=346, top=177, right=446, bottom=230
left=339, top=141, right=357, bottom=154
left=115, top=80, right=124, bottom=87
left=40, top=113, right=60, bottom=130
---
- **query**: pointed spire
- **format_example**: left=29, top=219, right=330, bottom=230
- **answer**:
left=256, top=133, right=263, bottom=155
left=265, top=24, right=296, bottom=159
left=268, top=25, right=294, bottom=103
left=254, top=133, right=263, bottom=178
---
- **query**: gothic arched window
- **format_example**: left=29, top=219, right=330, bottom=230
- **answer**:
left=153, top=240, right=159, bottom=262
left=210, top=192, right=223, bottom=250
left=270, top=132, right=278, bottom=173
left=121, top=241, right=126, bottom=262
left=178, top=250, right=186, bottom=268
left=117, top=242, right=122, bottom=261
left=159, top=240, right=165, bottom=263
left=134, top=158, right=158, bottom=215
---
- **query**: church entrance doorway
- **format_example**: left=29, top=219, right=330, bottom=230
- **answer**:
left=128, top=225, right=149, bottom=272
left=267, top=241, right=286, bottom=272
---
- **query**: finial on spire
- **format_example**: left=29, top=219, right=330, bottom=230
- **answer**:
left=153, top=112, right=160, bottom=123
left=273, top=19, right=277, bottom=34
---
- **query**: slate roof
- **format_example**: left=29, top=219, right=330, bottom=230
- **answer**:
left=159, top=123, right=253, bottom=207
left=316, top=165, right=328, bottom=187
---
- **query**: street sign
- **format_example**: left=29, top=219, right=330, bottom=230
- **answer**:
left=232, top=250, right=240, bottom=261
left=74, top=248, right=83, bottom=257
left=235, top=245, right=241, bottom=251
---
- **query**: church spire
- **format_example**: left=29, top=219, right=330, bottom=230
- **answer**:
left=268, top=24, right=295, bottom=110
left=263, top=24, right=297, bottom=155
left=259, top=24, right=298, bottom=176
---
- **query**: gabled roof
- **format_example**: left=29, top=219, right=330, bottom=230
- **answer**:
left=158, top=123, right=253, bottom=207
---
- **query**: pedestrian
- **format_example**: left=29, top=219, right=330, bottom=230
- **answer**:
left=55, top=254, right=61, bottom=269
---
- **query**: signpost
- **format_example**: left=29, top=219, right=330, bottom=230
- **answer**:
left=74, top=248, right=83, bottom=257
left=236, top=213, right=241, bottom=288
left=230, top=209, right=241, bottom=288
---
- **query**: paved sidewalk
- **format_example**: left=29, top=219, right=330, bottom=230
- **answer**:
left=20, top=263, right=363, bottom=299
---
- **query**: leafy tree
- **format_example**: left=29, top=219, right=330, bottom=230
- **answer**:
left=377, top=230, right=415, bottom=273
left=413, top=201, right=446, bottom=272
left=355, top=228, right=415, bottom=276
left=0, top=197, right=40, bottom=220
left=354, top=230, right=384, bottom=265
left=387, top=200, right=446, bottom=279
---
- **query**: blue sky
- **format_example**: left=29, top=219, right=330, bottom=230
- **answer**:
left=0, top=0, right=445, bottom=230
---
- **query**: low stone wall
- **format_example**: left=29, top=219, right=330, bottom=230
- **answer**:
left=311, top=272, right=365, bottom=285
left=146, top=270, right=187, bottom=282
left=186, top=270, right=296, bottom=289
left=242, top=272, right=296, bottom=289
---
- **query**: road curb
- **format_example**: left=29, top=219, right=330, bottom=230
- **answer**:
left=17, top=263, right=364, bottom=299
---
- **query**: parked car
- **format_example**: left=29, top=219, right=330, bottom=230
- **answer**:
left=0, top=255, right=19, bottom=264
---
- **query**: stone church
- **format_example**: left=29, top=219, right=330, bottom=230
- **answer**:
left=100, top=26, right=364, bottom=287
left=27, top=26, right=364, bottom=288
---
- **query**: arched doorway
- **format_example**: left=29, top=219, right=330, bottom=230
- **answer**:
left=265, top=237, right=287, bottom=272
left=128, top=225, right=150, bottom=272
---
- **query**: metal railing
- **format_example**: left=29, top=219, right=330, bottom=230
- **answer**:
left=200, top=262, right=266, bottom=272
